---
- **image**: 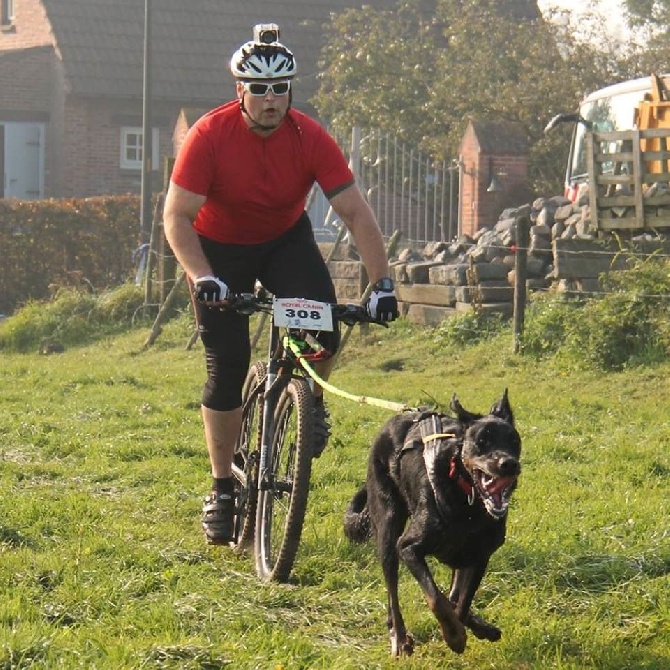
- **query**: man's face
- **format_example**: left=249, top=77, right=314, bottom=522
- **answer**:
left=237, top=79, right=291, bottom=130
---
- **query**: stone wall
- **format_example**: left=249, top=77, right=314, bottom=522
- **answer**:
left=321, top=194, right=670, bottom=327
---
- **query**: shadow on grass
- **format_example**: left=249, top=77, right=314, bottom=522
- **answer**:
left=0, top=525, right=37, bottom=549
left=503, top=546, right=670, bottom=593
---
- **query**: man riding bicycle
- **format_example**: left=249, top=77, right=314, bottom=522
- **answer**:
left=163, top=24, right=398, bottom=546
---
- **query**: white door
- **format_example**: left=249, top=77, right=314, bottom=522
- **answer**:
left=2, top=122, right=44, bottom=199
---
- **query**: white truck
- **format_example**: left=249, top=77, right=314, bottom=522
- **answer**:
left=546, top=73, right=670, bottom=230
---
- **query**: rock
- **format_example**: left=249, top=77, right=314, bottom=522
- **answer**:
left=535, top=208, right=552, bottom=228
left=554, top=204, right=575, bottom=221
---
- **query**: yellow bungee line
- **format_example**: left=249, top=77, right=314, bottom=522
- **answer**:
left=422, top=433, right=456, bottom=442
left=285, top=337, right=414, bottom=413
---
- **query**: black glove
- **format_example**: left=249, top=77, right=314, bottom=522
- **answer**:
left=193, top=275, right=229, bottom=303
left=366, top=277, right=399, bottom=322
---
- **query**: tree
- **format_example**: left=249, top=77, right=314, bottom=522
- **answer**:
left=314, top=1, right=437, bottom=143
left=623, top=0, right=670, bottom=29
left=314, top=0, right=639, bottom=195
left=621, top=0, right=670, bottom=74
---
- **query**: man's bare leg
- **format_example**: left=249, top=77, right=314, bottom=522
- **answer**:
left=201, top=405, right=243, bottom=478
left=200, top=405, right=243, bottom=544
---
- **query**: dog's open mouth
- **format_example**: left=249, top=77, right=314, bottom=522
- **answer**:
left=473, top=470, right=517, bottom=519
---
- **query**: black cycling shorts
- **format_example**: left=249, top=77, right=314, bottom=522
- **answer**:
left=195, top=212, right=340, bottom=411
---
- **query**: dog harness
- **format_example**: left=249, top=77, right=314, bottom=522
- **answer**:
left=403, top=413, right=476, bottom=507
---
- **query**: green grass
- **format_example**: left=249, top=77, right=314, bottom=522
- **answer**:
left=0, top=315, right=668, bottom=669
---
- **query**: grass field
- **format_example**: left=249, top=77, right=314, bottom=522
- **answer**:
left=0, top=314, right=668, bottom=669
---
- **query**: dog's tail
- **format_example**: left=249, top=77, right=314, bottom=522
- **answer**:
left=343, top=485, right=373, bottom=543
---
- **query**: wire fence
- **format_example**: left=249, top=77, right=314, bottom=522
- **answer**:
left=137, top=126, right=670, bottom=323
left=139, top=216, right=670, bottom=357
left=308, top=127, right=458, bottom=247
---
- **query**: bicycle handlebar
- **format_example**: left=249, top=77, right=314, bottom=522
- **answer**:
left=331, top=302, right=389, bottom=328
left=221, top=292, right=388, bottom=328
left=223, top=292, right=273, bottom=315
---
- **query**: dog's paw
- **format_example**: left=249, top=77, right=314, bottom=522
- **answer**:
left=467, top=612, right=502, bottom=641
left=432, top=595, right=467, bottom=653
left=436, top=614, right=467, bottom=653
left=445, top=626, right=467, bottom=654
left=390, top=631, right=414, bottom=657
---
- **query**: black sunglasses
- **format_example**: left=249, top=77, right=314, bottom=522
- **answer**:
left=244, top=81, right=291, bottom=97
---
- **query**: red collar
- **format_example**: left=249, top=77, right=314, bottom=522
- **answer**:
left=449, top=455, right=475, bottom=500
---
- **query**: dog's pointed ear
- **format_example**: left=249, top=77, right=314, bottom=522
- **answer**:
left=450, top=394, right=483, bottom=425
left=489, top=388, right=514, bottom=425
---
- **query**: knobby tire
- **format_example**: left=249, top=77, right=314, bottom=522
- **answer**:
left=254, top=377, right=314, bottom=582
left=231, top=361, right=266, bottom=551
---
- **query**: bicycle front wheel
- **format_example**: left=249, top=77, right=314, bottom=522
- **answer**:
left=254, top=377, right=314, bottom=582
left=231, top=361, right=266, bottom=551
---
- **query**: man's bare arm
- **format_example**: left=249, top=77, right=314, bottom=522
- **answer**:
left=163, top=182, right=210, bottom=280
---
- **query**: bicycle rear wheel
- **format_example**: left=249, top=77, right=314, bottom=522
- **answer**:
left=254, top=377, right=314, bottom=582
left=231, top=361, right=266, bottom=550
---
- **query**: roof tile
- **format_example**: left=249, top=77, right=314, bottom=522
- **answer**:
left=40, top=0, right=405, bottom=108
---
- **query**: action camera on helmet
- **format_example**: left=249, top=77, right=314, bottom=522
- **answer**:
left=253, top=23, right=280, bottom=44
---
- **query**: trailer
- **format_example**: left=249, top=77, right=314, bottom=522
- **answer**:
left=586, top=126, right=670, bottom=231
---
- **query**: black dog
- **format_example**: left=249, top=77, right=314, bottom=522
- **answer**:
left=344, top=390, right=521, bottom=657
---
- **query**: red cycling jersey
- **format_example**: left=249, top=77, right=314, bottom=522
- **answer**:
left=170, top=101, right=355, bottom=244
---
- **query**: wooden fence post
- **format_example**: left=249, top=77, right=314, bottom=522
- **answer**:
left=513, top=214, right=530, bottom=354
left=159, top=158, right=177, bottom=304
left=143, top=270, right=186, bottom=350
left=332, top=229, right=402, bottom=363
left=143, top=192, right=165, bottom=309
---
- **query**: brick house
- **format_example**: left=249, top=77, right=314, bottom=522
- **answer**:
left=0, top=0, right=403, bottom=200
left=458, top=119, right=530, bottom=237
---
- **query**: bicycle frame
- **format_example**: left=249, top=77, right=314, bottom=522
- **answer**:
left=230, top=314, right=291, bottom=491
left=227, top=292, right=384, bottom=582
left=257, top=326, right=298, bottom=493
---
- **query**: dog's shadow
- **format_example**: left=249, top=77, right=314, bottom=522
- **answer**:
left=509, top=546, right=670, bottom=593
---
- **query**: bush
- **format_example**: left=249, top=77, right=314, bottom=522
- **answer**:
left=0, top=196, right=142, bottom=315
left=521, top=256, right=670, bottom=370
left=0, top=285, right=149, bottom=353
left=521, top=292, right=582, bottom=359
left=561, top=292, right=667, bottom=370
left=433, top=310, right=508, bottom=348
left=92, top=283, right=147, bottom=323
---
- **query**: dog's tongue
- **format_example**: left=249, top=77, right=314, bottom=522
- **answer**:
left=486, top=475, right=516, bottom=495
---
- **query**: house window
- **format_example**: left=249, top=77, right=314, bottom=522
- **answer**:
left=120, top=127, right=159, bottom=170
left=1, top=0, right=15, bottom=26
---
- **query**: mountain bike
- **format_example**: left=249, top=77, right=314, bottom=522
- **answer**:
left=225, top=291, right=385, bottom=583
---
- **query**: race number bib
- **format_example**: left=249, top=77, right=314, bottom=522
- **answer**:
left=273, top=298, right=333, bottom=332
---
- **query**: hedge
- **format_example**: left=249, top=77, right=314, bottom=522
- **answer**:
left=0, top=196, right=142, bottom=315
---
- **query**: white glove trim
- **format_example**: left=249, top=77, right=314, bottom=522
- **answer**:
left=193, top=275, right=229, bottom=301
